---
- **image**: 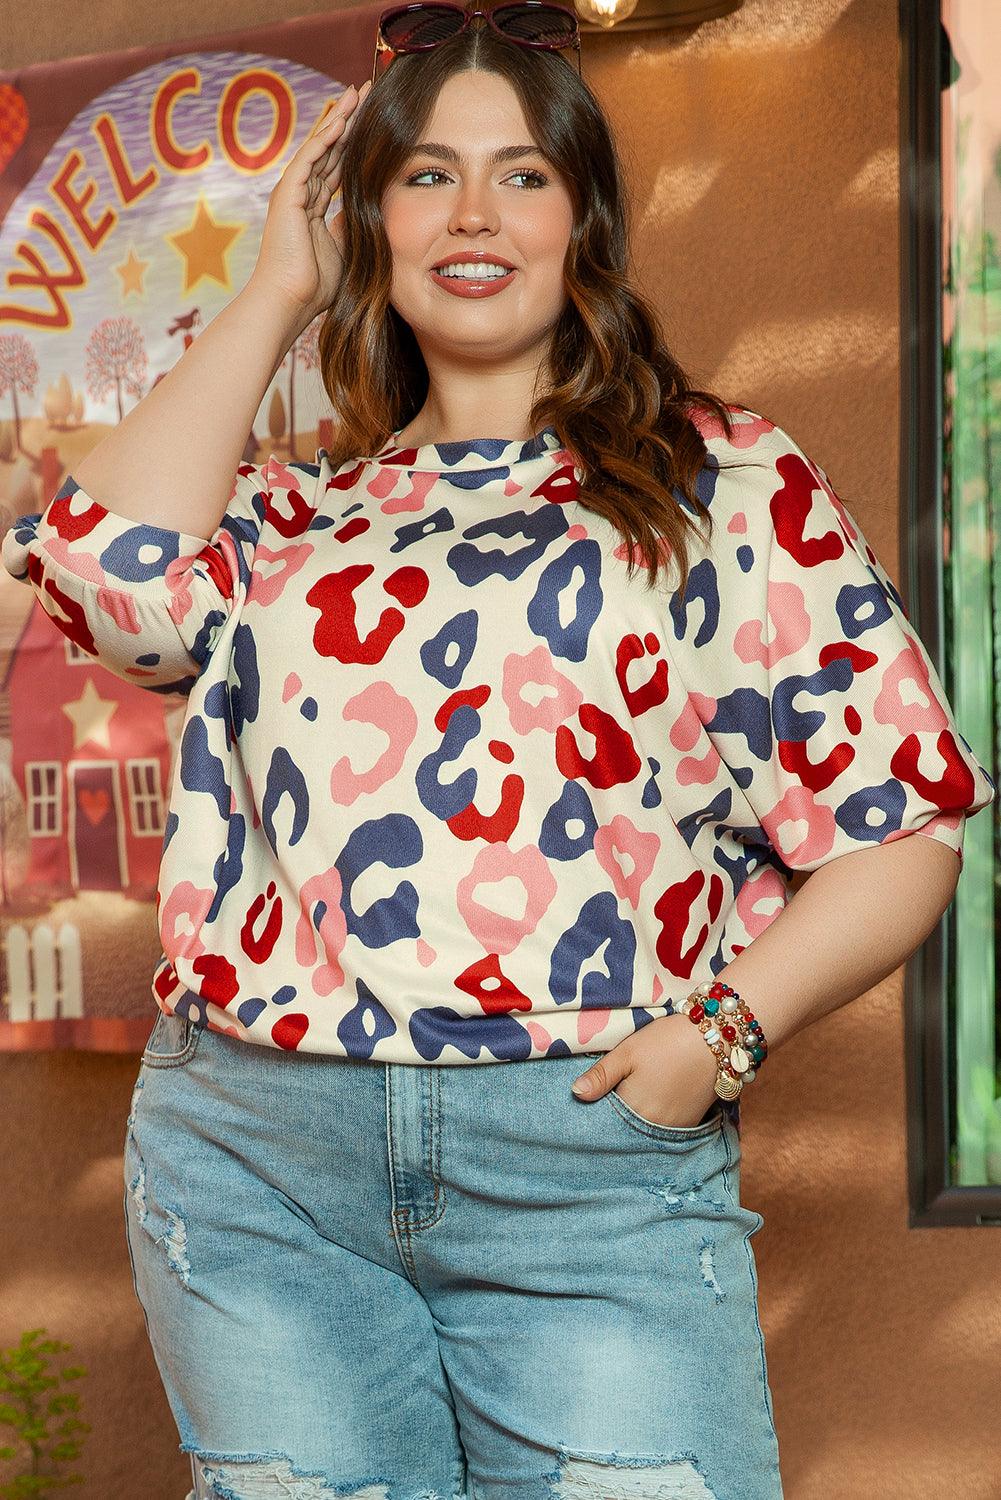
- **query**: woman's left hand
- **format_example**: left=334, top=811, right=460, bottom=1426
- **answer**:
left=571, top=1013, right=720, bottom=1128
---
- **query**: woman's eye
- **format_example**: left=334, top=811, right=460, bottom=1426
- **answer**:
left=404, top=167, right=548, bottom=188
left=408, top=170, right=453, bottom=187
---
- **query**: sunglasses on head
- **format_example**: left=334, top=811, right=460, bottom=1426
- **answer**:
left=371, top=1, right=583, bottom=86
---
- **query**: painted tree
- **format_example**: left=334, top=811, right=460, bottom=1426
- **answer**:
left=271, top=314, right=323, bottom=462
left=0, top=334, right=39, bottom=455
left=83, top=316, right=147, bottom=424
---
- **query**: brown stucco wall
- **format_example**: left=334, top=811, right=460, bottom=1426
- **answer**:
left=2, top=2, right=999, bottom=1497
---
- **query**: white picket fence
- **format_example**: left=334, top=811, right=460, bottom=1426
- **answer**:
left=4, top=921, right=83, bottom=1020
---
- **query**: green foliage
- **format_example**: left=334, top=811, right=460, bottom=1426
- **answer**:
left=0, top=1330, right=90, bottom=1497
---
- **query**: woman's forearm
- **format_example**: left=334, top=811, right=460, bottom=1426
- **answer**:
left=713, top=832, right=963, bottom=1053
left=69, top=279, right=305, bottom=542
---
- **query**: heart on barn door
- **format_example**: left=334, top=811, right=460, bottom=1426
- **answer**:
left=80, top=788, right=110, bottom=825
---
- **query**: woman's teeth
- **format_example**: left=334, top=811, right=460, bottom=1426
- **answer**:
left=435, top=263, right=512, bottom=279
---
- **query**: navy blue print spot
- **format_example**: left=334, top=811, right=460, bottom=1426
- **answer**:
left=337, top=981, right=398, bottom=1059
left=641, top=757, right=663, bottom=809
left=421, top=609, right=478, bottom=689
left=836, top=579, right=892, bottom=638
left=539, top=779, right=598, bottom=860
left=237, top=998, right=267, bottom=1027
left=392, top=508, right=456, bottom=552
left=409, top=1008, right=535, bottom=1062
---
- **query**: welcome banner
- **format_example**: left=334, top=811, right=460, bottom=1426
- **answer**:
left=0, top=2, right=378, bottom=1051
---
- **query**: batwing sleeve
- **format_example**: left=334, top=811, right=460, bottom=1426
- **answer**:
left=1, top=459, right=270, bottom=696
left=682, top=417, right=996, bottom=873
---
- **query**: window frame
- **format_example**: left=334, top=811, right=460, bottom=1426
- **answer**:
left=899, top=0, right=1001, bottom=1227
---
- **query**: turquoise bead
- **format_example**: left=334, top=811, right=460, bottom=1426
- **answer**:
left=751, top=1045, right=765, bottom=1062
left=704, top=998, right=719, bottom=1015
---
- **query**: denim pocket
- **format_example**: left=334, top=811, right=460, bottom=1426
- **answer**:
left=140, top=1008, right=204, bottom=1068
left=606, top=1085, right=726, bottom=1143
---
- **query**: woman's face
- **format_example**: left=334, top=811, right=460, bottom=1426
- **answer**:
left=381, top=69, right=575, bottom=366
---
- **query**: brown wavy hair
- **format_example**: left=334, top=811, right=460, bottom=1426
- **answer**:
left=318, top=24, right=748, bottom=600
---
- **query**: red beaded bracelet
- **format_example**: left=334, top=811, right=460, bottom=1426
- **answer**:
left=675, top=979, right=769, bottom=1100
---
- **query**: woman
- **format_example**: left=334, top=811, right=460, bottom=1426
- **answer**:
left=3, top=7, right=994, bottom=1499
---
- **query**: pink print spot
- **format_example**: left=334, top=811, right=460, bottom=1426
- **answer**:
left=687, top=690, right=717, bottom=723
left=763, top=785, right=837, bottom=866
left=329, top=681, right=418, bottom=806
left=295, top=865, right=347, bottom=997
left=693, top=405, right=775, bottom=447
left=248, top=544, right=312, bottom=606
left=379, top=471, right=439, bottom=513
left=593, top=816, right=659, bottom=909
left=502, top=644, right=583, bottom=735
left=735, top=868, right=789, bottom=938
left=415, top=938, right=437, bottom=968
left=160, top=880, right=215, bottom=959
left=677, top=746, right=724, bottom=786
left=577, top=1008, right=611, bottom=1047
left=525, top=1020, right=555, bottom=1051
left=456, top=844, right=557, bottom=955
left=504, top=478, right=523, bottom=496
left=727, top=511, right=748, bottom=533
left=283, top=672, right=302, bottom=702
left=565, top=523, right=588, bottom=540
left=735, top=579, right=810, bottom=668
left=670, top=695, right=709, bottom=753
left=876, top=646, right=947, bottom=735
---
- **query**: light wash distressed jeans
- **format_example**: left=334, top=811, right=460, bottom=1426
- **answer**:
left=123, top=1009, right=784, bottom=1500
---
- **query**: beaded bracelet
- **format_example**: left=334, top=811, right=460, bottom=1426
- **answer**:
left=675, top=979, right=769, bottom=1100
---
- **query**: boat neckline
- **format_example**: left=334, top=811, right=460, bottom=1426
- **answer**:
left=363, top=424, right=565, bottom=473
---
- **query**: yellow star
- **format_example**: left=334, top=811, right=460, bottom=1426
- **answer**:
left=115, top=246, right=151, bottom=299
left=62, top=678, right=118, bottom=751
left=166, top=196, right=244, bottom=294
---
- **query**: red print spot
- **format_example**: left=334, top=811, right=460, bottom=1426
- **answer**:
left=446, top=773, right=524, bottom=843
left=435, top=684, right=490, bottom=732
left=190, top=952, right=240, bottom=1006
left=334, top=515, right=370, bottom=544
left=771, top=452, right=846, bottom=567
left=653, top=870, right=724, bottom=980
left=306, top=562, right=428, bottom=665
left=28, top=557, right=97, bottom=654
left=555, top=703, right=642, bottom=789
left=455, top=955, right=533, bottom=1012
left=535, top=462, right=580, bottom=506
left=383, top=565, right=429, bottom=608
left=616, top=632, right=669, bottom=717
left=891, top=728, right=977, bottom=809
left=272, top=1012, right=310, bottom=1050
left=778, top=737, right=855, bottom=794
left=241, top=880, right=283, bottom=963
left=819, top=640, right=878, bottom=671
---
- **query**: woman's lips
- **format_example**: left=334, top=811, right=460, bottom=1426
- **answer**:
left=429, top=267, right=517, bottom=298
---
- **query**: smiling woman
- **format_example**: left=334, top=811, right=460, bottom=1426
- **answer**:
left=317, top=23, right=746, bottom=600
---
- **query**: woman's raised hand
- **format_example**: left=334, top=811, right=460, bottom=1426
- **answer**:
left=250, top=79, right=373, bottom=330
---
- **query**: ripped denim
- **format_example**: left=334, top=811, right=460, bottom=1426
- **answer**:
left=123, top=1013, right=783, bottom=1500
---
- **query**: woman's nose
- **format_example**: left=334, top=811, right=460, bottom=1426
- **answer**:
left=447, top=184, right=498, bottom=234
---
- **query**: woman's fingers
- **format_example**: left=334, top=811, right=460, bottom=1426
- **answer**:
left=302, top=79, right=370, bottom=213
